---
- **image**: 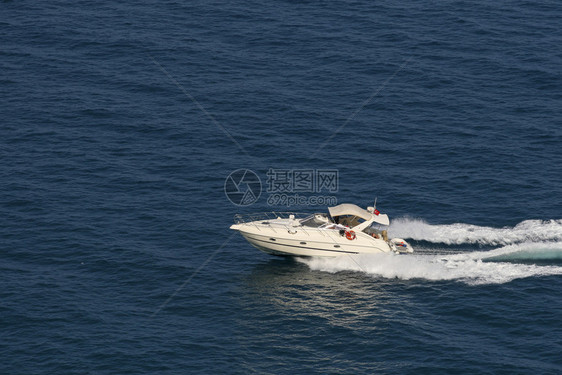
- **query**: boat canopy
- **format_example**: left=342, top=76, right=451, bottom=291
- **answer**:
left=373, top=214, right=389, bottom=226
left=328, top=203, right=390, bottom=226
left=329, top=204, right=372, bottom=220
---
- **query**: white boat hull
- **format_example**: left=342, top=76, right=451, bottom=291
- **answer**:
left=232, top=223, right=393, bottom=258
left=230, top=205, right=414, bottom=258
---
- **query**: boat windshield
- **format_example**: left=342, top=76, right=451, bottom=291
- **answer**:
left=300, top=214, right=332, bottom=228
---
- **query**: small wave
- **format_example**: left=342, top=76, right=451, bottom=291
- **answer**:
left=389, top=218, right=562, bottom=245
left=482, top=242, right=562, bottom=262
left=297, top=242, right=562, bottom=285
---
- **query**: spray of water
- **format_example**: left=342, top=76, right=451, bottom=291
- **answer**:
left=388, top=218, right=562, bottom=245
left=298, top=219, right=562, bottom=285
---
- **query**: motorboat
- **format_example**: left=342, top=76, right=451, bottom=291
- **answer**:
left=230, top=203, right=413, bottom=257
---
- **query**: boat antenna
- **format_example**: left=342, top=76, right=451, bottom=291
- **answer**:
left=373, top=197, right=377, bottom=210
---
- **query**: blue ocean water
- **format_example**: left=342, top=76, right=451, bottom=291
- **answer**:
left=1, top=1, right=562, bottom=374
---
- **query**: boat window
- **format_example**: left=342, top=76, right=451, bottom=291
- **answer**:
left=363, top=222, right=388, bottom=240
left=335, top=215, right=364, bottom=228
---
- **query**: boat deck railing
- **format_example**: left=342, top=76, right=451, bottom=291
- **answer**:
left=233, top=212, right=315, bottom=224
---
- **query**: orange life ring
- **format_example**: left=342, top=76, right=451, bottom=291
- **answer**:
left=345, top=230, right=356, bottom=240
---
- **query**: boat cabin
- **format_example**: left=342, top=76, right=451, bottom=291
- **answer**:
left=328, top=203, right=390, bottom=240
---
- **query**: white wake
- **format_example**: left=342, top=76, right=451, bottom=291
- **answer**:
left=299, top=217, right=562, bottom=285
left=388, top=218, right=562, bottom=245
left=298, top=242, right=562, bottom=285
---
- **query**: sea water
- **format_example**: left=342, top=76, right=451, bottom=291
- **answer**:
left=1, top=1, right=561, bottom=374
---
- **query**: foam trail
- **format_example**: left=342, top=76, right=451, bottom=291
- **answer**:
left=482, top=242, right=562, bottom=262
left=298, top=242, right=562, bottom=285
left=389, top=218, right=562, bottom=245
